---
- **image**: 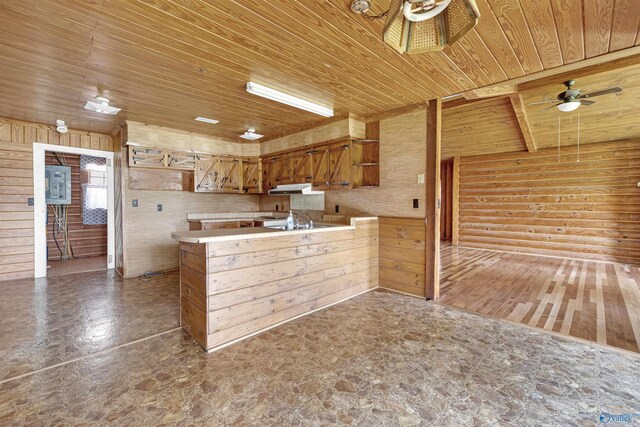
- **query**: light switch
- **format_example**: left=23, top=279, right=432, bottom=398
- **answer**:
left=417, top=173, right=425, bottom=184
left=157, top=204, right=163, bottom=212
left=132, top=199, right=139, bottom=207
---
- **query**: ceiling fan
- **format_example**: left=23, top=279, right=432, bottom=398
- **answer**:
left=529, top=80, right=622, bottom=112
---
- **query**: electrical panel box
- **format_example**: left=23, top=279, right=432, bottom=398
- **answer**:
left=45, top=165, right=72, bottom=205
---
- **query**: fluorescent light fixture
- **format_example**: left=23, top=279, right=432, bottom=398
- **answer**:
left=240, top=128, right=263, bottom=141
left=246, top=82, right=333, bottom=117
left=557, top=101, right=580, bottom=112
left=442, top=93, right=461, bottom=100
left=195, top=116, right=219, bottom=125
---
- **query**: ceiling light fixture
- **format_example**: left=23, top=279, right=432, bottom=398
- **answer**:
left=84, top=96, right=121, bottom=115
left=246, top=82, right=334, bottom=117
left=556, top=101, right=581, bottom=113
left=194, top=116, right=220, bottom=125
left=352, top=0, right=480, bottom=54
left=239, top=128, right=264, bottom=141
left=55, top=119, right=68, bottom=134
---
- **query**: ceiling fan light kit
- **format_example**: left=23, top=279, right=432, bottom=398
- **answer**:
left=352, top=0, right=480, bottom=54
left=532, top=79, right=623, bottom=113
left=556, top=101, right=581, bottom=112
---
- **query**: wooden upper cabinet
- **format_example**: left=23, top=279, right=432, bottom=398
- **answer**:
left=193, top=155, right=221, bottom=192
left=290, top=149, right=313, bottom=184
left=129, top=147, right=166, bottom=169
left=328, top=142, right=351, bottom=190
left=273, top=156, right=293, bottom=186
left=311, top=146, right=331, bottom=190
left=241, top=158, right=262, bottom=194
left=219, top=158, right=241, bottom=193
left=262, top=156, right=277, bottom=192
left=166, top=150, right=197, bottom=170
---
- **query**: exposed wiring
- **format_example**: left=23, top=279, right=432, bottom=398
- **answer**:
left=362, top=9, right=388, bottom=20
left=138, top=270, right=164, bottom=282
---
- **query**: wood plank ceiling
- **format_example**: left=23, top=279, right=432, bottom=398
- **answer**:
left=0, top=0, right=639, bottom=142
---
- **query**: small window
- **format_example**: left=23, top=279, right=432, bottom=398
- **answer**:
left=80, top=155, right=107, bottom=225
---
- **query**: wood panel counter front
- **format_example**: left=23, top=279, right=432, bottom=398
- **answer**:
left=171, top=218, right=379, bottom=352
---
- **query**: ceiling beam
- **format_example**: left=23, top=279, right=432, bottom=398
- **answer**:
left=459, top=48, right=640, bottom=98
left=509, top=94, right=537, bottom=153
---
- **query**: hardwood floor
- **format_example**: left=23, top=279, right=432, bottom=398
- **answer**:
left=47, top=255, right=107, bottom=278
left=440, top=243, right=640, bottom=353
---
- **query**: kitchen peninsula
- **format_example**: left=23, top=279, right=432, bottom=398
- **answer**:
left=171, top=217, right=379, bottom=351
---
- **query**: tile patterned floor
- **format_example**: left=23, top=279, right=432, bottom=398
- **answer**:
left=1, top=288, right=639, bottom=426
left=0, top=269, right=179, bottom=382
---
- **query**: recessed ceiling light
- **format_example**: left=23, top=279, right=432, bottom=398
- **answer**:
left=240, top=128, right=263, bottom=141
left=84, top=96, right=121, bottom=115
left=194, top=116, right=219, bottom=125
left=246, top=82, right=334, bottom=117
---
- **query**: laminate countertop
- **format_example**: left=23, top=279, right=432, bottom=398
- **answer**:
left=172, top=217, right=377, bottom=243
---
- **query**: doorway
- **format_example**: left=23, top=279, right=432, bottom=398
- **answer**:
left=33, top=143, right=115, bottom=278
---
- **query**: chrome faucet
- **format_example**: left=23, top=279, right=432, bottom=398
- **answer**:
left=305, top=213, right=314, bottom=229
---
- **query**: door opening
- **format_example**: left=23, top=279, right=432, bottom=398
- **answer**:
left=33, top=143, right=115, bottom=278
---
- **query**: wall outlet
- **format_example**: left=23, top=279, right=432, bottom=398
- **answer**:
left=132, top=199, right=139, bottom=207
left=335, top=205, right=340, bottom=213
left=27, top=198, right=34, bottom=206
left=275, top=204, right=279, bottom=211
left=157, top=204, right=163, bottom=212
left=417, top=173, right=425, bottom=184
left=413, top=199, right=419, bottom=209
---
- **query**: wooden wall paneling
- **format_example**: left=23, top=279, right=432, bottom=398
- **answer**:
left=457, top=139, right=640, bottom=264
left=0, top=142, right=34, bottom=281
left=379, top=217, right=426, bottom=297
left=45, top=153, right=107, bottom=260
left=452, top=155, right=460, bottom=246
left=425, top=99, right=442, bottom=300
left=0, top=117, right=112, bottom=282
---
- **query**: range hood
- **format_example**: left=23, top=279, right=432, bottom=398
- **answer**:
left=268, top=183, right=324, bottom=195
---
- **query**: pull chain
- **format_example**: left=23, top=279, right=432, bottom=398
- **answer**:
left=557, top=114, right=561, bottom=163
left=577, top=110, right=580, bottom=163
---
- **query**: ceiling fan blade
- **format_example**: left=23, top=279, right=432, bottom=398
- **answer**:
left=528, top=99, right=557, bottom=106
left=580, top=99, right=596, bottom=106
left=579, top=87, right=622, bottom=98
left=540, top=102, right=561, bottom=112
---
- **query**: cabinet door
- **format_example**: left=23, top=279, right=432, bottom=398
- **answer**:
left=311, top=147, right=331, bottom=190
left=129, top=147, right=166, bottom=169
left=290, top=150, right=312, bottom=184
left=262, top=157, right=277, bottom=192
left=273, top=156, right=293, bottom=185
left=193, top=156, right=221, bottom=192
left=241, top=158, right=262, bottom=193
left=166, top=151, right=197, bottom=170
left=203, top=221, right=240, bottom=230
left=329, top=143, right=351, bottom=190
left=219, top=157, right=241, bottom=193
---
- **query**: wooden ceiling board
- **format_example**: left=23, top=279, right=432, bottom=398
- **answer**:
left=609, top=0, right=640, bottom=52
left=583, top=0, right=614, bottom=58
left=550, top=0, right=585, bottom=64
left=486, top=0, right=544, bottom=74
left=519, top=0, right=564, bottom=69
left=0, top=0, right=639, bottom=141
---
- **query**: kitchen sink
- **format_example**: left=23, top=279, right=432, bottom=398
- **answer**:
left=263, top=224, right=332, bottom=231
